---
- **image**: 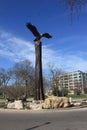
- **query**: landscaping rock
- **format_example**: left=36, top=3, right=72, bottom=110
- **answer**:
left=29, top=102, right=42, bottom=110
left=42, top=96, right=70, bottom=109
left=7, top=102, right=15, bottom=109
left=14, top=100, right=23, bottom=109
left=7, top=100, right=23, bottom=109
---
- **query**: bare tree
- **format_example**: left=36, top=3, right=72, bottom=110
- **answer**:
left=58, top=0, right=87, bottom=17
left=0, top=68, right=13, bottom=98
left=2, top=86, right=25, bottom=101
left=0, top=60, right=35, bottom=100
left=12, top=60, right=35, bottom=98
left=0, top=68, right=12, bottom=87
left=48, top=63, right=64, bottom=96
left=48, top=63, right=64, bottom=78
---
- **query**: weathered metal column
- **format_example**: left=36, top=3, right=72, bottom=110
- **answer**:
left=34, top=40, right=44, bottom=100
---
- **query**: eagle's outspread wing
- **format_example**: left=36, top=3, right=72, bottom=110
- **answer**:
left=42, top=33, right=52, bottom=39
left=26, top=23, right=40, bottom=37
left=26, top=22, right=52, bottom=41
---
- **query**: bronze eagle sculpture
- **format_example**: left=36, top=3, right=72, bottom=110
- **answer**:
left=26, top=22, right=52, bottom=41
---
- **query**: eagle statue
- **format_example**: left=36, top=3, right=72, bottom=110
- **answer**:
left=26, top=22, right=52, bottom=41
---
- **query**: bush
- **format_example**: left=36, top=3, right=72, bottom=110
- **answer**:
left=52, top=87, right=58, bottom=96
left=74, top=89, right=81, bottom=95
left=0, top=102, right=6, bottom=108
left=62, top=88, right=68, bottom=96
left=52, top=87, right=68, bottom=96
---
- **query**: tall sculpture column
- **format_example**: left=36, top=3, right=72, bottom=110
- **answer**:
left=26, top=22, right=52, bottom=101
left=34, top=40, right=44, bottom=100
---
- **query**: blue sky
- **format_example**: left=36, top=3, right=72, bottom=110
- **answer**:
left=0, top=0, right=87, bottom=75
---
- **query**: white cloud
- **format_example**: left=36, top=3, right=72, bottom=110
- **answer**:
left=0, top=30, right=87, bottom=72
left=0, top=30, right=35, bottom=63
left=42, top=46, right=87, bottom=72
left=62, top=54, right=87, bottom=71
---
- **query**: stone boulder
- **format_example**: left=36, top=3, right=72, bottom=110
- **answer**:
left=7, top=100, right=23, bottom=110
left=29, top=103, right=42, bottom=110
left=14, top=100, right=23, bottom=109
left=7, top=102, right=15, bottom=109
left=42, top=96, right=70, bottom=109
left=29, top=100, right=43, bottom=110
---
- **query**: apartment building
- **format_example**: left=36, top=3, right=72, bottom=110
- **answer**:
left=52, top=70, right=87, bottom=94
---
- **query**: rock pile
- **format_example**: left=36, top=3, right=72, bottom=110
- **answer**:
left=29, top=96, right=70, bottom=110
left=6, top=96, right=70, bottom=110
left=42, top=96, right=70, bottom=109
left=7, top=100, right=23, bottom=110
